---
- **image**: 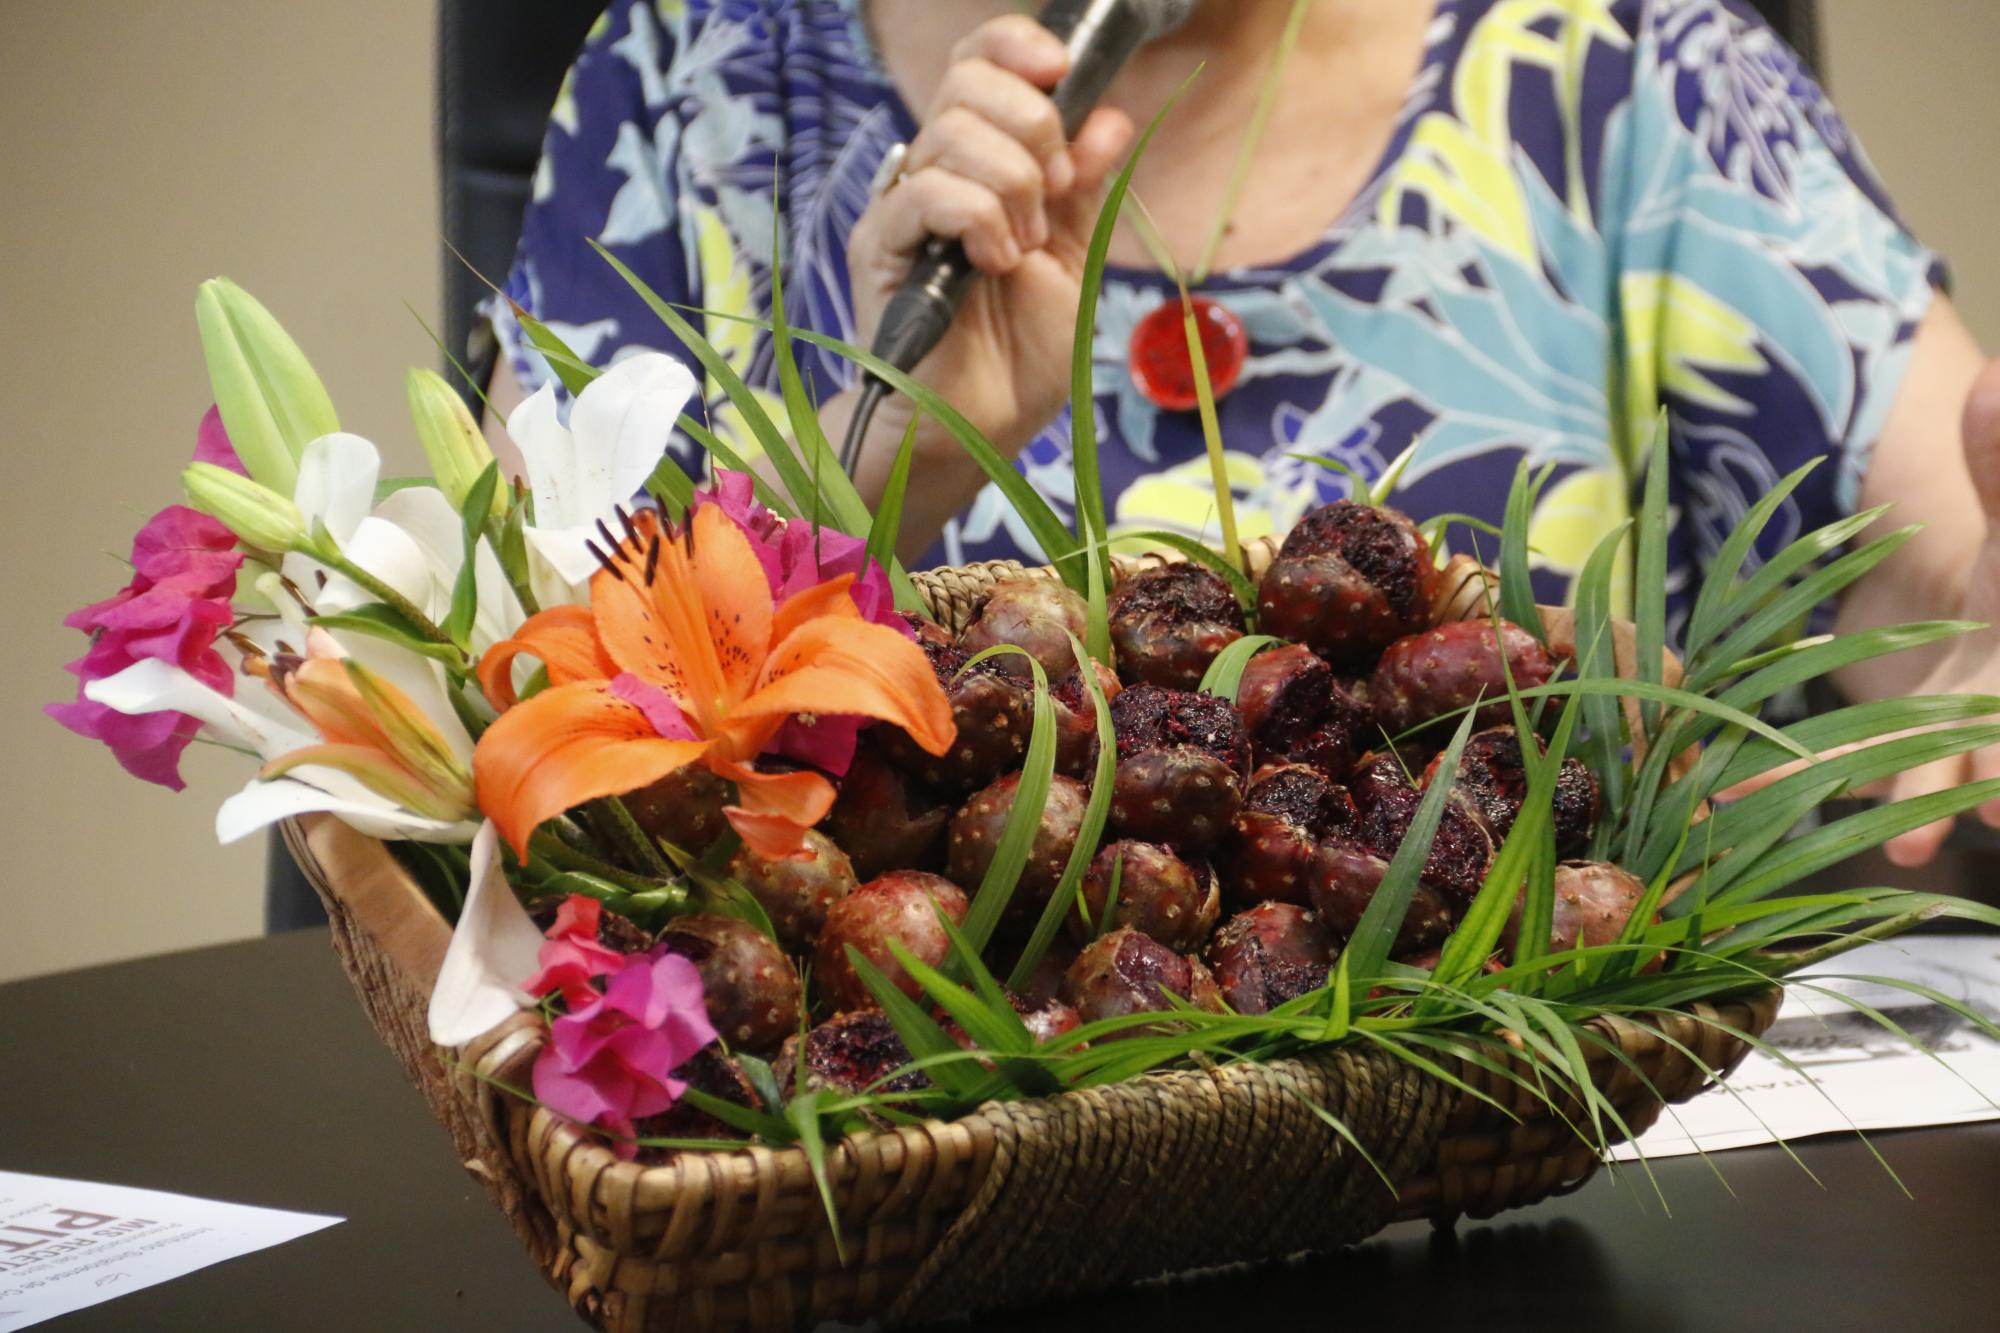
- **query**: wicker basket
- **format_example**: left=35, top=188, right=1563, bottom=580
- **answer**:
left=282, top=538, right=1776, bottom=1331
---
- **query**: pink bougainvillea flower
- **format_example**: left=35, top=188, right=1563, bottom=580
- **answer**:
left=522, top=895, right=633, bottom=1009
left=49, top=435, right=246, bottom=788
left=531, top=947, right=718, bottom=1157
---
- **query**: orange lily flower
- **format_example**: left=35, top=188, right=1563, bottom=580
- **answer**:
left=472, top=503, right=954, bottom=860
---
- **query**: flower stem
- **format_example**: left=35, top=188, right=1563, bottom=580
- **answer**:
left=585, top=797, right=676, bottom=879
left=321, top=552, right=454, bottom=645
left=528, top=830, right=682, bottom=901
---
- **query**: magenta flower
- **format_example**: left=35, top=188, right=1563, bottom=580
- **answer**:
left=521, top=895, right=636, bottom=1009
left=689, top=470, right=913, bottom=775
left=531, top=947, right=718, bottom=1157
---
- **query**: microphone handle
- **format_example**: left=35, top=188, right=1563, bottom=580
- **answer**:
left=865, top=0, right=1151, bottom=378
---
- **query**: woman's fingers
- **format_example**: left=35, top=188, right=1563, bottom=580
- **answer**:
left=903, top=108, right=1052, bottom=251
left=929, top=56, right=1072, bottom=187
left=1882, top=753, right=1965, bottom=866
left=866, top=166, right=1022, bottom=275
left=1066, top=105, right=1136, bottom=194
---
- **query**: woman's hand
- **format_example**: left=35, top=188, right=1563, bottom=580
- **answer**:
left=838, top=14, right=1135, bottom=532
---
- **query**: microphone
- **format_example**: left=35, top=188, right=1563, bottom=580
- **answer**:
left=840, top=0, right=1198, bottom=474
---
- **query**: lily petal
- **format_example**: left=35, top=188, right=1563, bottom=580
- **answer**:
left=479, top=605, right=618, bottom=710
left=710, top=758, right=839, bottom=861
left=689, top=504, right=774, bottom=707
left=429, top=821, right=546, bottom=1047
left=735, top=618, right=956, bottom=757
left=85, top=658, right=314, bottom=759
left=214, top=773, right=472, bottom=844
left=570, top=351, right=697, bottom=511
left=294, top=432, right=382, bottom=547
left=473, top=680, right=712, bottom=857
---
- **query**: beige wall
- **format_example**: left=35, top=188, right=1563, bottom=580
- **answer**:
left=2, top=3, right=1996, bottom=982
left=1, top=2, right=438, bottom=981
left=1821, top=2, right=2000, bottom=346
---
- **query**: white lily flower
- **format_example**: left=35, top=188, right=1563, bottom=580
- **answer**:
left=374, top=485, right=526, bottom=654
left=506, top=350, right=696, bottom=604
left=428, top=820, right=545, bottom=1047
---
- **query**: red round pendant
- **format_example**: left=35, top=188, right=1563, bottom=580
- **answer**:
left=1128, top=296, right=1250, bottom=412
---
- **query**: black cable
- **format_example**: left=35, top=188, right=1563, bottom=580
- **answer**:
left=838, top=375, right=891, bottom=478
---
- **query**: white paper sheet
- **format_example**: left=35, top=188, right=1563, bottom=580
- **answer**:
left=1612, top=935, right=2000, bottom=1161
left=0, top=1173, right=340, bottom=1330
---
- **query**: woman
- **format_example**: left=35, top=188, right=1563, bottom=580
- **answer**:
left=484, top=0, right=2000, bottom=865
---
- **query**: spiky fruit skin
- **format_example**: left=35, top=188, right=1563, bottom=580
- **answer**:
left=1204, top=902, right=1338, bottom=1014
left=822, top=747, right=954, bottom=881
left=1049, top=662, right=1121, bottom=779
left=625, top=765, right=733, bottom=855
left=1371, top=619, right=1554, bottom=735
left=957, top=576, right=1092, bottom=680
left=947, top=772, right=1088, bottom=929
left=1504, top=860, right=1650, bottom=957
left=778, top=1011, right=924, bottom=1099
left=1106, top=564, right=1246, bottom=690
left=633, top=1048, right=758, bottom=1159
left=658, top=914, right=802, bottom=1054
left=1003, top=937, right=1078, bottom=1010
left=1430, top=726, right=1602, bottom=857
left=813, top=871, right=969, bottom=1011
left=1347, top=753, right=1495, bottom=903
left=879, top=637, right=1034, bottom=791
left=727, top=829, right=859, bottom=954
left=1307, top=840, right=1456, bottom=953
left=1060, top=926, right=1211, bottom=1034
left=1233, top=644, right=1372, bottom=779
left=1069, top=839, right=1220, bottom=951
left=1222, top=764, right=1359, bottom=907
left=1106, top=684, right=1249, bottom=854
left=1257, top=501, right=1440, bottom=667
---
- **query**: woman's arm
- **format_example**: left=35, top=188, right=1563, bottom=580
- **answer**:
left=1829, top=292, right=2000, bottom=863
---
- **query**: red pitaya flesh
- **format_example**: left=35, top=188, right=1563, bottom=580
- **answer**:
left=1222, top=763, right=1359, bottom=906
left=1107, top=563, right=1246, bottom=690
left=1257, top=500, right=1441, bottom=667
left=1106, top=683, right=1250, bottom=854
left=1204, top=901, right=1338, bottom=1014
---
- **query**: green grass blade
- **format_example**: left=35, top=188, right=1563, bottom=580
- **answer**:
left=1498, top=461, right=1550, bottom=642
left=866, top=416, right=918, bottom=569
left=1197, top=634, right=1285, bottom=701
left=1008, top=633, right=1118, bottom=989
left=1344, top=709, right=1477, bottom=983
left=957, top=647, right=1056, bottom=956
left=509, top=303, right=600, bottom=396
left=1682, top=458, right=1820, bottom=658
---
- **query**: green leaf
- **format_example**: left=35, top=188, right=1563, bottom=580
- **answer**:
left=782, top=1091, right=846, bottom=1264
left=1682, top=457, right=1820, bottom=658
left=956, top=647, right=1056, bottom=955
left=866, top=416, right=918, bottom=570
left=587, top=242, right=818, bottom=522
left=1180, top=284, right=1246, bottom=587
left=1118, top=530, right=1260, bottom=617
left=1686, top=527, right=1918, bottom=691
left=1085, top=519, right=1114, bottom=668
left=1569, top=519, right=1632, bottom=850
left=843, top=946, right=989, bottom=1101
left=645, top=452, right=696, bottom=522
left=1710, top=694, right=2000, bottom=794
left=1068, top=76, right=1194, bottom=597
left=510, top=303, right=599, bottom=397
left=768, top=239, right=876, bottom=538
left=1497, top=461, right=1551, bottom=642
left=1344, top=708, right=1477, bottom=984
left=676, top=412, right=795, bottom=515
left=1632, top=411, right=1671, bottom=733
left=694, top=312, right=1085, bottom=586
left=308, top=603, right=465, bottom=666
left=443, top=462, right=500, bottom=651
left=1007, top=633, right=1118, bottom=990
left=1712, top=779, right=2000, bottom=907
left=1197, top=634, right=1286, bottom=701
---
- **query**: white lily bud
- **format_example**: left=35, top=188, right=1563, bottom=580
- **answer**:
left=195, top=278, right=341, bottom=495
left=182, top=462, right=313, bottom=555
left=405, top=368, right=501, bottom=517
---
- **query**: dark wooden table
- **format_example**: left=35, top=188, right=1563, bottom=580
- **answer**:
left=5, top=928, right=1997, bottom=1332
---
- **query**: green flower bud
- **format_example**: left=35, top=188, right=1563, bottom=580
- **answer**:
left=182, top=462, right=314, bottom=555
left=195, top=278, right=340, bottom=495
left=405, top=368, right=501, bottom=516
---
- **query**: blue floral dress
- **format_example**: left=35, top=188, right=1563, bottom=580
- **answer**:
left=492, top=0, right=1940, bottom=640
